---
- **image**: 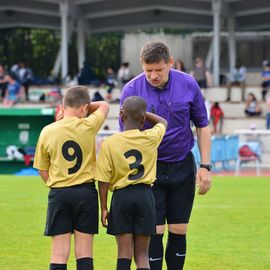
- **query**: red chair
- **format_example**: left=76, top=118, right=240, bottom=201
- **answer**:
left=235, top=145, right=261, bottom=176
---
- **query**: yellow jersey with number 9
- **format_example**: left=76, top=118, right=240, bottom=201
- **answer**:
left=95, top=123, right=166, bottom=191
left=33, top=110, right=105, bottom=188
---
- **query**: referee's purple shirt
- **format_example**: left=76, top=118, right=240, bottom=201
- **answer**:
left=119, top=69, right=209, bottom=162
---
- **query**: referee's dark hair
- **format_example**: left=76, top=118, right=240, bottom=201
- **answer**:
left=63, top=86, right=91, bottom=108
left=123, top=96, right=147, bottom=123
left=140, top=41, right=170, bottom=64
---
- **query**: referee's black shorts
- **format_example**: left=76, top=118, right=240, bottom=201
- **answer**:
left=152, top=152, right=197, bottom=225
left=107, top=184, right=156, bottom=236
left=44, top=182, right=98, bottom=236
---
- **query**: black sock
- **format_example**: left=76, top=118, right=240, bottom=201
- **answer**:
left=50, top=263, right=67, bottom=270
left=76, top=257, right=93, bottom=270
left=116, top=258, right=131, bottom=270
left=148, top=234, right=164, bottom=270
left=165, top=232, right=186, bottom=270
left=137, top=268, right=150, bottom=270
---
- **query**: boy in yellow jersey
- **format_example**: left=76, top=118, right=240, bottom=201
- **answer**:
left=33, top=86, right=109, bottom=270
left=95, top=96, right=167, bottom=270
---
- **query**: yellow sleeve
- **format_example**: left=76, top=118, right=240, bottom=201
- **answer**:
left=144, top=123, right=166, bottom=146
left=95, top=139, right=112, bottom=183
left=33, top=129, right=50, bottom=170
left=85, top=110, right=106, bottom=133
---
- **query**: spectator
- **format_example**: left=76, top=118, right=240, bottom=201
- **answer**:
left=0, top=64, right=8, bottom=100
left=244, top=93, right=262, bottom=117
left=105, top=67, right=117, bottom=101
left=10, top=63, right=19, bottom=77
left=174, top=59, right=186, bottom=72
left=190, top=57, right=212, bottom=90
left=261, top=61, right=270, bottom=101
left=17, top=63, right=34, bottom=101
left=266, top=94, right=270, bottom=129
left=3, top=73, right=23, bottom=107
left=210, top=102, right=224, bottom=134
left=227, top=59, right=247, bottom=102
left=78, top=61, right=100, bottom=86
left=117, top=62, right=131, bottom=87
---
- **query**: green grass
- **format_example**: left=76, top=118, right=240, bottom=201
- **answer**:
left=0, top=176, right=269, bottom=269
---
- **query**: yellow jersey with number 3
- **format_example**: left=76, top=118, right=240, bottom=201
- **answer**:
left=33, top=110, right=105, bottom=188
left=95, top=123, right=166, bottom=191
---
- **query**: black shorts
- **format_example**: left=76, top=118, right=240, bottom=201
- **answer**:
left=152, top=152, right=196, bottom=225
left=107, top=184, right=156, bottom=236
left=44, top=182, right=98, bottom=236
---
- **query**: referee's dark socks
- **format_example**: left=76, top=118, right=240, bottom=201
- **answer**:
left=50, top=263, right=67, bottom=270
left=148, top=234, right=164, bottom=270
left=76, top=257, right=93, bottom=270
left=165, top=232, right=186, bottom=270
left=116, top=258, right=131, bottom=270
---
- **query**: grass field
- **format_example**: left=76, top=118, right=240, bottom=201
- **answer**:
left=0, top=175, right=269, bottom=270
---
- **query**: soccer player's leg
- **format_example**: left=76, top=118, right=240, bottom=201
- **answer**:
left=45, top=188, right=74, bottom=270
left=107, top=187, right=135, bottom=270
left=149, top=163, right=168, bottom=270
left=73, top=183, right=99, bottom=270
left=133, top=185, right=156, bottom=270
left=50, top=233, right=71, bottom=270
left=134, top=234, right=151, bottom=270
left=116, top=234, right=133, bottom=270
left=74, top=231, right=94, bottom=270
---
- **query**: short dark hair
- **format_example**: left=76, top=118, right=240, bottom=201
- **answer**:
left=63, top=86, right=90, bottom=108
left=8, top=72, right=17, bottom=81
left=140, top=42, right=170, bottom=64
left=123, top=96, right=147, bottom=123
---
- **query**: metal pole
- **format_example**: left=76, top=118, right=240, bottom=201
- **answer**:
left=212, top=0, right=221, bottom=86
left=228, top=16, right=236, bottom=72
left=77, top=18, right=86, bottom=70
left=60, top=0, right=69, bottom=80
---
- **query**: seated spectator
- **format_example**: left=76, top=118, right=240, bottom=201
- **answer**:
left=17, top=63, right=33, bottom=101
left=261, top=61, right=270, bottom=101
left=117, top=62, right=132, bottom=87
left=244, top=93, right=262, bottom=117
left=3, top=73, right=23, bottom=107
left=0, top=64, right=8, bottom=101
left=266, top=94, right=270, bottom=129
left=227, top=59, right=246, bottom=102
left=77, top=61, right=100, bottom=86
left=105, top=67, right=117, bottom=101
left=210, top=102, right=224, bottom=134
left=174, top=59, right=186, bottom=72
left=190, top=57, right=212, bottom=90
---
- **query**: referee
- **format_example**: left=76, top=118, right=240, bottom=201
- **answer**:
left=119, top=42, right=212, bottom=270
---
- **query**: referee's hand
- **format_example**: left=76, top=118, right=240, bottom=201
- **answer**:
left=101, top=209, right=109, bottom=228
left=196, top=168, right=212, bottom=195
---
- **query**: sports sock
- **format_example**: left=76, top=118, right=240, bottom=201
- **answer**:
left=116, top=258, right=131, bottom=270
left=137, top=268, right=150, bottom=270
left=165, top=232, right=186, bottom=270
left=50, top=263, right=67, bottom=270
left=148, top=234, right=164, bottom=270
left=76, top=257, right=93, bottom=270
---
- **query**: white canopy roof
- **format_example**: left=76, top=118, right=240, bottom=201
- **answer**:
left=0, top=0, right=270, bottom=32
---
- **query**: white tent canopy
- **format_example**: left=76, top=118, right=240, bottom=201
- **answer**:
left=1, top=0, right=270, bottom=82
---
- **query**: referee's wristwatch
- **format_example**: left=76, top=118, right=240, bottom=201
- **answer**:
left=199, top=163, right=213, bottom=171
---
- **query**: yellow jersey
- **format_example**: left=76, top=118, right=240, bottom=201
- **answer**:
left=95, top=123, right=166, bottom=191
left=33, top=110, right=105, bottom=188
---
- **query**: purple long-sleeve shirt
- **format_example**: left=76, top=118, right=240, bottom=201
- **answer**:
left=119, top=69, right=208, bottom=162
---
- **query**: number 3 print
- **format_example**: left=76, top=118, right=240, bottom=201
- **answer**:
left=124, top=149, right=145, bottom=180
